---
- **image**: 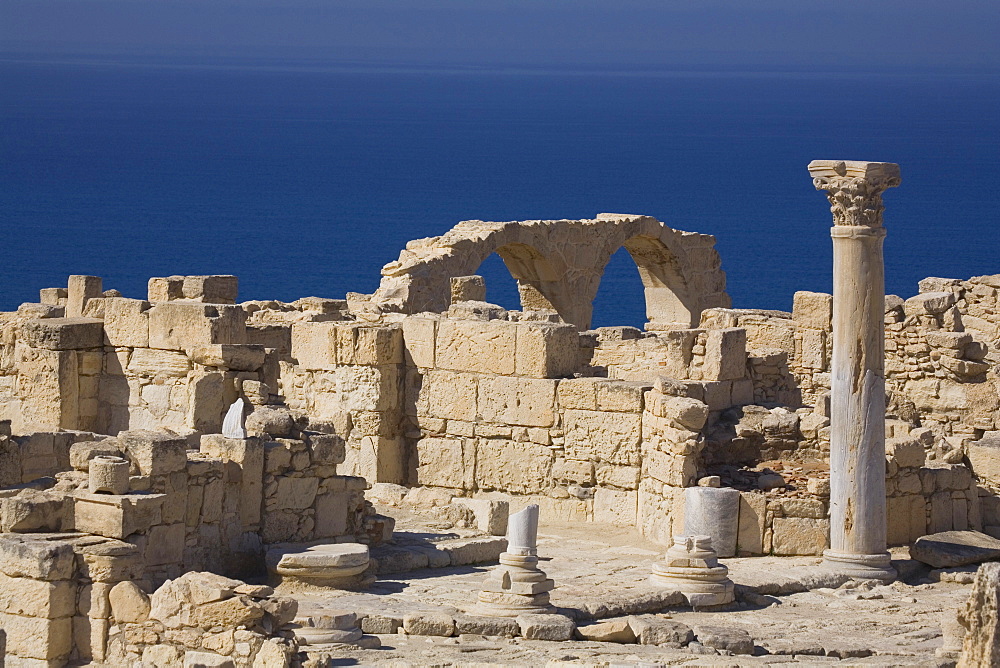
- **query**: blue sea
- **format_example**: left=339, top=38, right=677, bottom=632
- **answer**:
left=2, top=55, right=998, bottom=328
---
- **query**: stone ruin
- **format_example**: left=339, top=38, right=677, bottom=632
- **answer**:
left=1, top=161, right=1000, bottom=665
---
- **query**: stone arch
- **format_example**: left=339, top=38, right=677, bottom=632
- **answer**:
left=372, top=214, right=730, bottom=330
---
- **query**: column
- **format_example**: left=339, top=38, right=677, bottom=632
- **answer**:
left=809, top=159, right=901, bottom=581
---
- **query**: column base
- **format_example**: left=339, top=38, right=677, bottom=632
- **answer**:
left=821, top=549, right=896, bottom=582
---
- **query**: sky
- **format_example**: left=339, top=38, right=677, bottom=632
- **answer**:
left=3, top=0, right=1000, bottom=70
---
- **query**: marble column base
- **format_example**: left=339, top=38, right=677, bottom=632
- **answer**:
left=821, top=549, right=897, bottom=582
left=474, top=552, right=555, bottom=616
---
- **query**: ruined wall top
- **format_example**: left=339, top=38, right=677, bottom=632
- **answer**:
left=372, top=214, right=730, bottom=331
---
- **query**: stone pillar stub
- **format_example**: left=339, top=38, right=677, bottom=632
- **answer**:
left=809, top=159, right=900, bottom=581
left=683, top=487, right=739, bottom=558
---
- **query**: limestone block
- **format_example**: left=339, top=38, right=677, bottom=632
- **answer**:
left=426, top=370, right=478, bottom=421
left=120, top=430, right=188, bottom=475
left=16, top=347, right=77, bottom=430
left=401, top=315, right=437, bottom=368
left=181, top=275, right=239, bottom=303
left=148, top=276, right=185, bottom=301
left=145, top=523, right=185, bottom=566
left=184, top=651, right=236, bottom=667
left=0, top=490, right=68, bottom=533
left=39, top=287, right=67, bottom=305
left=0, top=572, right=76, bottom=618
left=313, top=491, right=350, bottom=537
left=306, top=432, right=346, bottom=465
left=272, top=477, right=319, bottom=510
left=702, top=328, right=746, bottom=381
left=595, top=380, right=647, bottom=413
left=354, top=435, right=405, bottom=484
left=904, top=291, right=956, bottom=316
left=20, top=317, right=104, bottom=350
left=552, top=458, right=595, bottom=486
left=628, top=615, right=694, bottom=645
left=887, top=495, right=927, bottom=546
left=436, top=319, right=516, bottom=375
left=337, top=324, right=403, bottom=366
left=969, top=437, right=1000, bottom=487
left=575, top=618, right=636, bottom=643
left=403, top=612, right=455, bottom=637
left=478, top=376, right=556, bottom=427
left=148, top=302, right=246, bottom=351
left=450, top=275, right=486, bottom=303
left=74, top=493, right=164, bottom=539
left=67, top=275, right=103, bottom=318
left=886, top=437, right=926, bottom=469
left=556, top=377, right=599, bottom=410
left=563, top=409, right=641, bottom=465
left=108, top=581, right=150, bottom=623
left=476, top=439, right=553, bottom=494
left=452, top=498, right=509, bottom=535
left=414, top=437, right=475, bottom=490
left=642, top=448, right=696, bottom=487
left=731, top=378, right=754, bottom=406
left=517, top=614, right=575, bottom=641
left=0, top=535, right=76, bottom=581
left=594, top=488, right=637, bottom=526
left=692, top=625, right=754, bottom=655
left=771, top=517, right=829, bottom=556
left=514, top=322, right=580, bottom=378
left=595, top=464, right=640, bottom=490
left=190, top=344, right=265, bottom=371
left=737, top=491, right=766, bottom=555
left=685, top=380, right=732, bottom=411
left=798, top=329, right=827, bottom=369
left=792, top=291, right=833, bottom=330
left=645, top=393, right=708, bottom=431
left=0, top=611, right=72, bottom=660
left=957, top=562, right=1000, bottom=668
left=103, top=297, right=151, bottom=347
left=126, top=347, right=191, bottom=378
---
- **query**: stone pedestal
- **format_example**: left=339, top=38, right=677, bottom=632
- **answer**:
left=683, top=487, right=740, bottom=558
left=475, top=504, right=554, bottom=616
left=265, top=542, right=374, bottom=590
left=650, top=535, right=734, bottom=607
left=809, top=159, right=901, bottom=581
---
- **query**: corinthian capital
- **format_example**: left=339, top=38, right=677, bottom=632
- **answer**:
left=808, top=160, right=901, bottom=227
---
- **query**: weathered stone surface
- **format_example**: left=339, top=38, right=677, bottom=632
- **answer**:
left=693, top=624, right=754, bottom=654
left=575, top=617, right=636, bottom=643
left=516, top=613, right=575, bottom=641
left=912, top=531, right=1000, bottom=568
left=361, top=613, right=403, bottom=634
left=403, top=611, right=455, bottom=637
left=20, top=317, right=104, bottom=350
left=958, top=562, right=1000, bottom=667
left=628, top=615, right=694, bottom=645
left=109, top=580, right=151, bottom=623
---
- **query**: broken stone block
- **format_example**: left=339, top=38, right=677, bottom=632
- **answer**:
left=436, top=318, right=516, bottom=375
left=67, top=274, right=103, bottom=318
left=290, top=321, right=338, bottom=370
left=361, top=613, right=403, bottom=634
left=911, top=530, right=1000, bottom=568
left=957, top=562, right=1000, bottom=667
left=575, top=617, right=636, bottom=643
left=451, top=497, right=509, bottom=535
left=0, top=534, right=76, bottom=580
left=120, top=430, right=188, bottom=476
left=401, top=315, right=437, bottom=368
left=148, top=275, right=185, bottom=302
left=403, top=611, right=456, bottom=637
left=20, top=317, right=104, bottom=350
left=0, top=490, right=69, bottom=532
left=516, top=613, right=575, bottom=640
left=74, top=492, right=165, bottom=539
left=450, top=275, right=487, bottom=303
left=628, top=614, right=694, bottom=645
left=771, top=517, right=829, bottom=556
left=693, top=624, right=754, bottom=654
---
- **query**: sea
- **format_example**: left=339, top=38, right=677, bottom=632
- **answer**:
left=2, top=54, right=998, bottom=328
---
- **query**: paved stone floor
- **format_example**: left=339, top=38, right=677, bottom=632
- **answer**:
left=289, top=513, right=968, bottom=667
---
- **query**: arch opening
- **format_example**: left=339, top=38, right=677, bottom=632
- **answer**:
left=621, top=234, right=696, bottom=330
left=591, top=246, right=648, bottom=329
